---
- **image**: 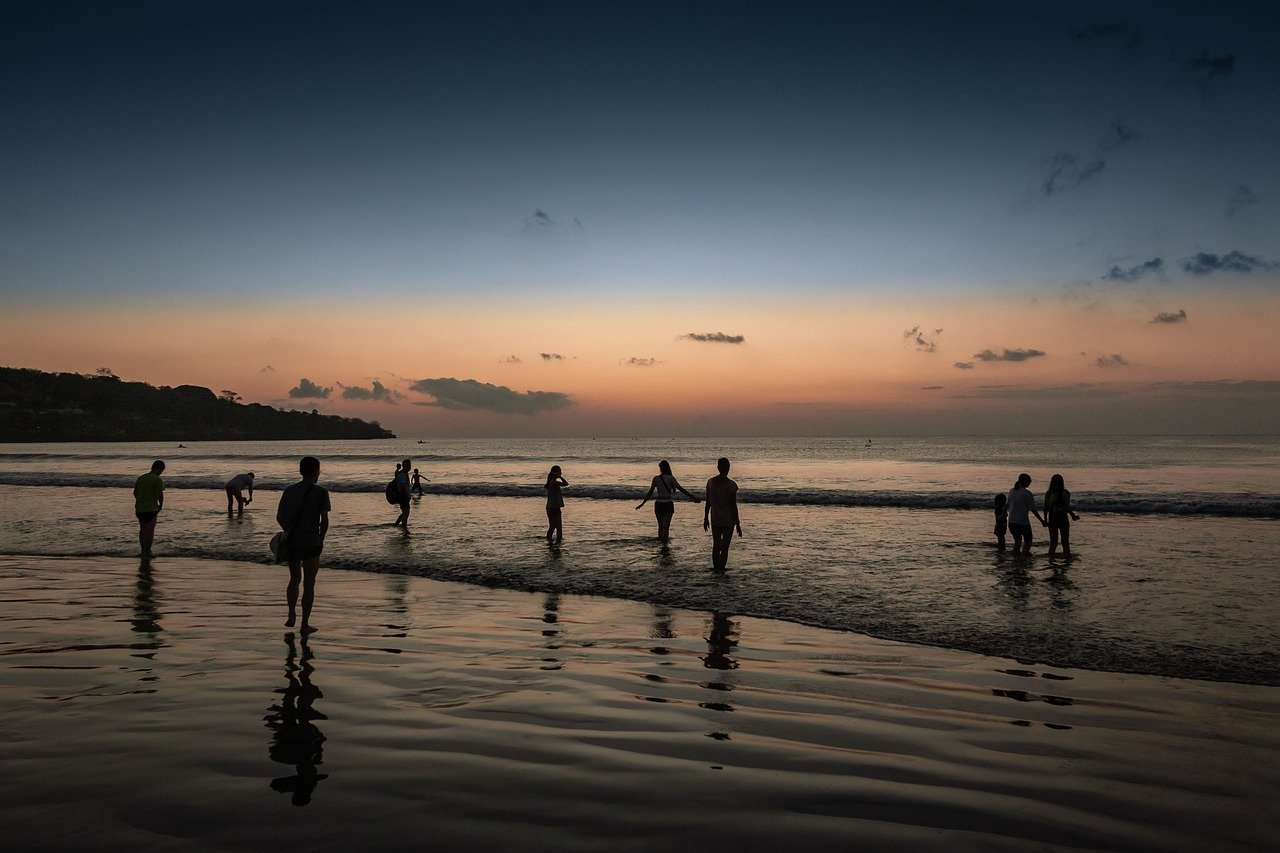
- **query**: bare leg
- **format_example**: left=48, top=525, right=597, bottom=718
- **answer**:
left=1060, top=521, right=1071, bottom=558
left=657, top=513, right=672, bottom=542
left=286, top=561, right=301, bottom=627
left=139, top=519, right=157, bottom=557
left=300, top=558, right=320, bottom=633
left=1048, top=524, right=1059, bottom=556
left=711, top=526, right=732, bottom=571
left=227, top=490, right=234, bottom=517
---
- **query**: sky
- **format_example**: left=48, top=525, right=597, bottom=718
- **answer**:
left=2, top=0, right=1278, bottom=435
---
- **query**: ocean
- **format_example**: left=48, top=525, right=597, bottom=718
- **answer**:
left=1, top=436, right=1277, bottom=684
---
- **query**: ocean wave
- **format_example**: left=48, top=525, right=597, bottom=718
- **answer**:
left=0, top=473, right=1276, bottom=517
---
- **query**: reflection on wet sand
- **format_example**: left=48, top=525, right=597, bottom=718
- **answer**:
left=264, top=633, right=328, bottom=806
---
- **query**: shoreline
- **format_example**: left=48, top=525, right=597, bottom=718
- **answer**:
left=1, top=554, right=1277, bottom=850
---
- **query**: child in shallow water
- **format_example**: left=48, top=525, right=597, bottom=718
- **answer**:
left=993, top=493, right=1008, bottom=552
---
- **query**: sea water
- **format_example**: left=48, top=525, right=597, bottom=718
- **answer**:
left=0, top=436, right=1276, bottom=683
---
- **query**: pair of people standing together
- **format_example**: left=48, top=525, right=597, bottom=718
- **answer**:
left=548, top=458, right=742, bottom=571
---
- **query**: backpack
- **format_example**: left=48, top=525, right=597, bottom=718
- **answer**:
left=385, top=479, right=400, bottom=504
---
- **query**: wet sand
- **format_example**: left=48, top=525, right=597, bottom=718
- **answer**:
left=0, top=556, right=1276, bottom=851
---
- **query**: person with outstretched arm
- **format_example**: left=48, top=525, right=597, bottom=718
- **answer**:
left=636, top=459, right=700, bottom=543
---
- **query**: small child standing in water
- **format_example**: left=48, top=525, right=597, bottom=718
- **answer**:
left=993, top=493, right=1008, bottom=551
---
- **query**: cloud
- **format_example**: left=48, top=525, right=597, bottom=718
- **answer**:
left=1102, top=257, right=1164, bottom=282
left=408, top=377, right=572, bottom=415
left=1041, top=121, right=1137, bottom=196
left=678, top=332, right=746, bottom=344
left=540, top=352, right=566, bottom=361
left=950, top=382, right=1124, bottom=401
left=902, top=325, right=941, bottom=354
left=920, top=385, right=944, bottom=391
left=339, top=380, right=402, bottom=403
left=973, top=348, right=1047, bottom=363
left=954, top=361, right=975, bottom=370
left=500, top=355, right=522, bottom=364
left=1185, top=50, right=1235, bottom=77
left=1181, top=251, right=1277, bottom=276
left=1227, top=185, right=1259, bottom=216
left=1068, top=21, right=1141, bottom=49
left=521, top=209, right=583, bottom=233
left=1151, top=309, right=1188, bottom=324
left=288, top=378, right=332, bottom=399
left=1095, top=354, right=1129, bottom=368
left=1150, top=379, right=1280, bottom=395
left=619, top=357, right=660, bottom=367
left=259, top=365, right=277, bottom=374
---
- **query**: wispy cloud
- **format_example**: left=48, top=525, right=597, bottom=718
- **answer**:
left=902, top=325, right=942, bottom=354
left=1095, top=354, right=1129, bottom=368
left=1152, top=309, right=1188, bottom=324
left=259, top=365, right=277, bottom=374
left=1151, top=379, right=1280, bottom=395
left=1181, top=251, right=1277, bottom=276
left=521, top=209, right=584, bottom=233
left=920, top=385, right=944, bottom=391
left=288, top=378, right=332, bottom=399
left=1041, top=121, right=1138, bottom=196
left=950, top=382, right=1124, bottom=401
left=500, top=355, right=522, bottom=364
left=954, top=361, right=975, bottom=370
left=339, top=380, right=402, bottom=403
left=619, top=357, right=660, bottom=367
left=1185, top=50, right=1235, bottom=78
left=1068, top=21, right=1141, bottom=50
left=1227, top=185, right=1259, bottom=216
left=678, top=332, right=745, bottom=344
left=1102, top=257, right=1164, bottom=282
left=409, top=377, right=572, bottom=415
left=541, top=352, right=566, bottom=361
left=973, top=347, right=1047, bottom=363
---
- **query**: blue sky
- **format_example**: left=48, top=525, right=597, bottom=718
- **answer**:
left=3, top=0, right=1276, bottom=301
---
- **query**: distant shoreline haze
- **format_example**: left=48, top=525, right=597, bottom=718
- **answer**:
left=0, top=367, right=394, bottom=442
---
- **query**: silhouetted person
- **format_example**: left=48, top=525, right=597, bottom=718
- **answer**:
left=393, top=458, right=411, bottom=527
left=1006, top=473, right=1046, bottom=556
left=133, top=459, right=165, bottom=558
left=993, top=492, right=1008, bottom=552
left=545, top=465, right=568, bottom=544
left=276, top=456, right=330, bottom=634
left=703, top=457, right=741, bottom=571
left=636, top=460, right=700, bottom=542
left=225, top=471, right=254, bottom=518
left=1044, top=474, right=1081, bottom=558
left=265, top=633, right=328, bottom=806
left=410, top=467, right=427, bottom=496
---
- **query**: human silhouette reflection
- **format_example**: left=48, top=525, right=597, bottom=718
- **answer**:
left=264, top=633, right=328, bottom=806
left=131, top=559, right=164, bottom=637
left=701, top=612, right=739, bottom=671
left=651, top=605, right=675, bottom=640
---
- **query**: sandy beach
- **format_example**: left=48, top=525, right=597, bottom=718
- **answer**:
left=0, top=555, right=1275, bottom=850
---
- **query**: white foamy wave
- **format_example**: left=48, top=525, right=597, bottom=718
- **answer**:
left=0, top=473, right=1276, bottom=517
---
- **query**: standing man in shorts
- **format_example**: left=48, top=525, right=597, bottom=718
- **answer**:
left=133, top=460, right=165, bottom=559
left=224, top=471, right=255, bottom=518
left=703, top=457, right=742, bottom=572
left=276, top=456, right=330, bottom=634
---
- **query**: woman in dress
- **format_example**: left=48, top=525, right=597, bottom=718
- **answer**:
left=636, top=460, right=700, bottom=543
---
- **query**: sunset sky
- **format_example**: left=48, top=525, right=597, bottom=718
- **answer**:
left=2, top=1, right=1277, bottom=435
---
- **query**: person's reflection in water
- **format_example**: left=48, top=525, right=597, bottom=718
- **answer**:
left=651, top=606, right=675, bottom=640
left=132, top=559, right=164, bottom=637
left=264, top=633, right=328, bottom=806
left=702, top=611, right=740, bottom=671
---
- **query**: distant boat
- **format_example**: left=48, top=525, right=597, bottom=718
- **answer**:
left=865, top=439, right=872, bottom=447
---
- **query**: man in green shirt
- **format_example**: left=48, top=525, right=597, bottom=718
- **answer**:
left=133, top=460, right=166, bottom=558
